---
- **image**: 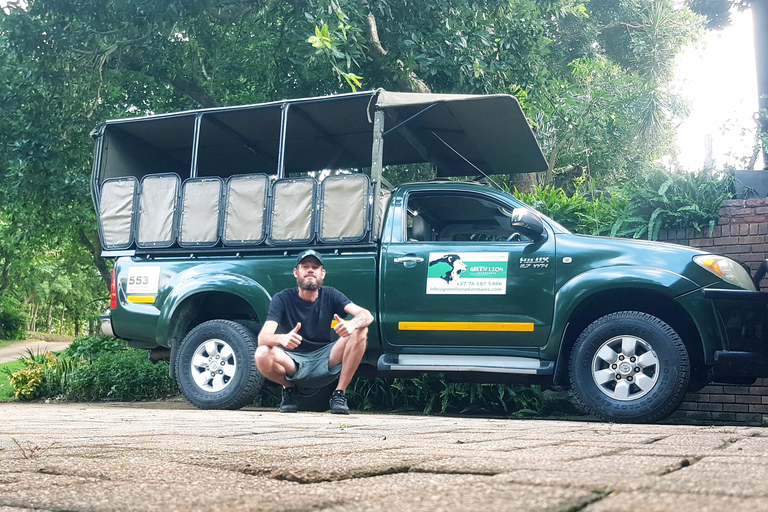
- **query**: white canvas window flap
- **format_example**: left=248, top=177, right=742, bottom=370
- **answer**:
left=180, top=179, right=221, bottom=246
left=137, top=175, right=178, bottom=247
left=271, top=179, right=315, bottom=243
left=320, top=175, right=369, bottom=241
left=224, top=175, right=268, bottom=245
left=99, top=178, right=137, bottom=249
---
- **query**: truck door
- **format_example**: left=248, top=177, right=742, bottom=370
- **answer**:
left=380, top=189, right=555, bottom=349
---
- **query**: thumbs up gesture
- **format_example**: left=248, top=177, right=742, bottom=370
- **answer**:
left=334, top=314, right=356, bottom=338
left=281, top=322, right=302, bottom=349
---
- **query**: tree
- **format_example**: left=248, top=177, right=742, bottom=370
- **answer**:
left=0, top=0, right=711, bottom=334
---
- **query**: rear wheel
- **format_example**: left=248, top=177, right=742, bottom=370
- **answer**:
left=569, top=311, right=690, bottom=423
left=176, top=320, right=264, bottom=410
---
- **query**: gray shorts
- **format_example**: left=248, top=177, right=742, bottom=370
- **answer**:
left=284, top=342, right=341, bottom=389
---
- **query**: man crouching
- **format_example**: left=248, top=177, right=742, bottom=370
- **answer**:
left=255, top=250, right=373, bottom=414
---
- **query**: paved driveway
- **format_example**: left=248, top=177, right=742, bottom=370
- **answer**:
left=0, top=402, right=767, bottom=511
left=0, top=340, right=72, bottom=364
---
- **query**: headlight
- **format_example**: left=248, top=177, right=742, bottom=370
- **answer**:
left=693, top=255, right=755, bottom=290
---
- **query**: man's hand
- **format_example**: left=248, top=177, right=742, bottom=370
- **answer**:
left=281, top=323, right=302, bottom=349
left=334, top=314, right=357, bottom=338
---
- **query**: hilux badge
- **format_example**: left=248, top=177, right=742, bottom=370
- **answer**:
left=519, top=257, right=549, bottom=269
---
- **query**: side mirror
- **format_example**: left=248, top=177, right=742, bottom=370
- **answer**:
left=510, top=208, right=547, bottom=242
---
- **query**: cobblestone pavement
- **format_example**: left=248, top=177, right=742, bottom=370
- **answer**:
left=0, top=402, right=767, bottom=511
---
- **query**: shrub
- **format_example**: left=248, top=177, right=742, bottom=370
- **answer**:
left=346, top=375, right=544, bottom=416
left=513, top=168, right=734, bottom=241
left=615, top=167, right=734, bottom=240
left=65, top=350, right=178, bottom=401
left=8, top=334, right=178, bottom=402
left=8, top=366, right=44, bottom=399
left=512, top=185, right=626, bottom=236
left=8, top=351, right=75, bottom=400
left=64, top=335, right=125, bottom=362
left=0, top=297, right=27, bottom=341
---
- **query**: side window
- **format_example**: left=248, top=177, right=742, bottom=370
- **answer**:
left=405, top=192, right=529, bottom=243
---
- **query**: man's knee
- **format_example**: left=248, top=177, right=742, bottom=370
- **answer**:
left=254, top=345, right=274, bottom=369
left=352, top=327, right=368, bottom=347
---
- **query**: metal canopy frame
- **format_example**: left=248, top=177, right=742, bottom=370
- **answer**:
left=90, top=90, right=548, bottom=257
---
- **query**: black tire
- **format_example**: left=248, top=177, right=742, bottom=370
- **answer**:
left=568, top=311, right=690, bottom=424
left=296, top=382, right=338, bottom=412
left=176, top=320, right=264, bottom=410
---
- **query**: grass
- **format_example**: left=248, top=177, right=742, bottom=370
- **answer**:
left=0, top=359, right=27, bottom=401
left=0, top=339, right=22, bottom=349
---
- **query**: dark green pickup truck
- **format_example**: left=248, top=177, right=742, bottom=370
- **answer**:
left=93, top=90, right=768, bottom=423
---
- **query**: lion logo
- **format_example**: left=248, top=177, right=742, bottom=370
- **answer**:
left=429, top=254, right=468, bottom=284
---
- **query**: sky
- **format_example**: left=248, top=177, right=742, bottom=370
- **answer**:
left=673, top=8, right=764, bottom=171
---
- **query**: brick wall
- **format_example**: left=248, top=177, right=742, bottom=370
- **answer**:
left=657, top=197, right=768, bottom=426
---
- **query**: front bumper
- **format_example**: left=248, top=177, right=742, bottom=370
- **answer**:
left=702, top=287, right=768, bottom=377
left=100, top=313, right=115, bottom=338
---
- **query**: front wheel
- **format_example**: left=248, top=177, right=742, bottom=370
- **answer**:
left=569, top=311, right=690, bottom=423
left=176, top=320, right=264, bottom=410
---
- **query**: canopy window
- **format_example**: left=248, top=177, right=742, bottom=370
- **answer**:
left=319, top=174, right=371, bottom=242
left=223, top=174, right=270, bottom=246
left=269, top=178, right=316, bottom=244
left=98, top=177, right=137, bottom=250
left=136, top=174, right=180, bottom=248
left=178, top=178, right=222, bottom=247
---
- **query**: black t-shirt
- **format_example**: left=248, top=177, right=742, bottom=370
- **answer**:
left=266, top=287, right=352, bottom=353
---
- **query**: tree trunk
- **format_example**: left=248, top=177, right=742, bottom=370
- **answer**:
left=754, top=0, right=768, bottom=168
left=46, top=302, right=53, bottom=332
left=60, top=308, right=66, bottom=335
left=507, top=173, right=538, bottom=194
left=31, top=304, right=38, bottom=332
left=364, top=12, right=431, bottom=93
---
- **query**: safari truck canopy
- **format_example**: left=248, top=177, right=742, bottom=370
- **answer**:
left=91, top=90, right=547, bottom=256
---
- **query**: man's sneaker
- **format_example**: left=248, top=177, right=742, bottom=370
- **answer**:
left=329, top=390, right=349, bottom=415
left=280, top=387, right=298, bottom=413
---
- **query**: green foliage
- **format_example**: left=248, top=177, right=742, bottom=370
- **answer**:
left=8, top=365, right=44, bottom=400
left=0, top=359, right=27, bottom=401
left=7, top=335, right=177, bottom=401
left=345, top=375, right=544, bottom=416
left=0, top=296, right=27, bottom=340
left=65, top=350, right=178, bottom=401
left=614, top=167, right=734, bottom=239
left=63, top=335, right=125, bottom=362
left=511, top=185, right=623, bottom=236
left=7, top=350, right=71, bottom=399
left=514, top=168, right=734, bottom=240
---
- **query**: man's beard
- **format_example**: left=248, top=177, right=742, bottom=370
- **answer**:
left=297, top=275, right=323, bottom=291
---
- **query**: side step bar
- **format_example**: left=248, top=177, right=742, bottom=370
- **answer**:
left=377, top=354, right=554, bottom=375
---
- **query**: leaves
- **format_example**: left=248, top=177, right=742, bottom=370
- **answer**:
left=308, top=24, right=334, bottom=50
left=345, top=374, right=545, bottom=416
left=514, top=167, right=734, bottom=240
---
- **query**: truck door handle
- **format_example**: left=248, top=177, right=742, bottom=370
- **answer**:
left=394, top=256, right=424, bottom=267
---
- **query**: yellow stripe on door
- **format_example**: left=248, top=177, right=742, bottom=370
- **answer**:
left=398, top=322, right=534, bottom=332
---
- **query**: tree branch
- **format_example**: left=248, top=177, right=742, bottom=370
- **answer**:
left=364, top=12, right=430, bottom=93
left=169, top=77, right=219, bottom=108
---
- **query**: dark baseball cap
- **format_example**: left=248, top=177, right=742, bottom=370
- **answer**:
left=296, top=249, right=323, bottom=266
